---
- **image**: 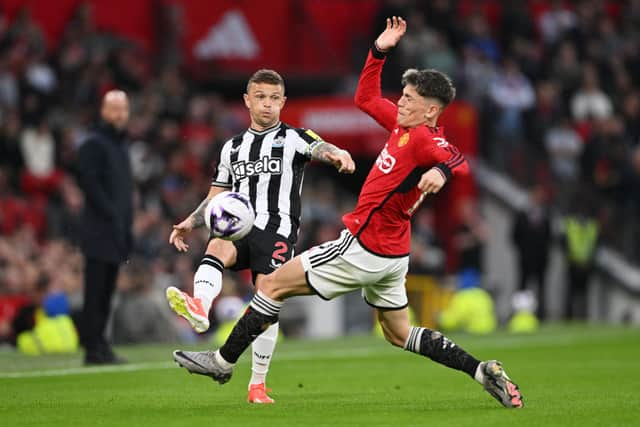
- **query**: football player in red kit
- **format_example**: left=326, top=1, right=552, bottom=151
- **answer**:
left=173, top=17, right=523, bottom=409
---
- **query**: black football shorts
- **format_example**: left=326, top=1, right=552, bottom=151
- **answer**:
left=229, top=227, right=295, bottom=282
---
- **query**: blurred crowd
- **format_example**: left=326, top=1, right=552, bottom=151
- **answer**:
left=1, top=1, right=640, bottom=345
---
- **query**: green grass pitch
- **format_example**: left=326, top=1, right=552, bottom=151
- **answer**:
left=1, top=324, right=638, bottom=427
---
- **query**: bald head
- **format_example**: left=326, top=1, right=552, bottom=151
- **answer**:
left=101, top=90, right=129, bottom=130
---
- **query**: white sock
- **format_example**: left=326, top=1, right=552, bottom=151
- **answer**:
left=193, top=255, right=223, bottom=312
left=214, top=349, right=235, bottom=369
left=249, top=321, right=279, bottom=387
left=474, top=362, right=485, bottom=384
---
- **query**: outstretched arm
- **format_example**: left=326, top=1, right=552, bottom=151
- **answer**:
left=354, top=17, right=407, bottom=132
left=311, top=142, right=355, bottom=174
left=169, top=185, right=227, bottom=252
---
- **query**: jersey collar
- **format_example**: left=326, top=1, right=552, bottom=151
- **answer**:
left=248, top=121, right=281, bottom=135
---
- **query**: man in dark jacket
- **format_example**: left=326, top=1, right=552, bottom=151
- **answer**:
left=77, top=90, right=132, bottom=365
left=512, top=185, right=552, bottom=320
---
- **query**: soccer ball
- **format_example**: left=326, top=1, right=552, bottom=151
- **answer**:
left=204, top=191, right=255, bottom=241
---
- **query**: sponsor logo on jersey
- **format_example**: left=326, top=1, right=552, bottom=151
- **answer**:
left=375, top=146, right=396, bottom=174
left=232, top=156, right=282, bottom=179
left=398, top=133, right=410, bottom=147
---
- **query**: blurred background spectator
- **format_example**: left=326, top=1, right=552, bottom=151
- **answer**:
left=512, top=185, right=552, bottom=320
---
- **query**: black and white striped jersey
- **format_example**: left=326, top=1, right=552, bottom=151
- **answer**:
left=212, top=121, right=324, bottom=242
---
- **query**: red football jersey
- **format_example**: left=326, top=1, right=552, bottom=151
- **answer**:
left=342, top=50, right=470, bottom=257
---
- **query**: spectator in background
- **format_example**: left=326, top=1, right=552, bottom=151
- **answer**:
left=463, top=12, right=500, bottom=64
left=580, top=117, right=629, bottom=210
left=544, top=117, right=584, bottom=208
left=512, top=185, right=552, bottom=320
left=571, top=64, right=613, bottom=122
left=439, top=269, right=497, bottom=335
left=526, top=80, right=563, bottom=157
left=487, top=57, right=535, bottom=168
left=0, top=57, right=18, bottom=109
left=410, top=208, right=445, bottom=275
left=549, top=41, right=582, bottom=100
left=453, top=198, right=489, bottom=275
left=459, top=45, right=495, bottom=108
left=620, top=91, right=640, bottom=144
left=498, top=1, right=536, bottom=51
left=111, top=258, right=181, bottom=344
left=19, top=118, right=63, bottom=199
left=563, top=193, right=599, bottom=320
left=538, top=0, right=577, bottom=47
left=76, top=90, right=132, bottom=365
left=0, top=110, right=23, bottom=181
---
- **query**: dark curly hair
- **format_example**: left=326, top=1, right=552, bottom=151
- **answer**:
left=401, top=68, right=456, bottom=106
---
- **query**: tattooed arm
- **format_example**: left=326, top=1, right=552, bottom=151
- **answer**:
left=311, top=142, right=356, bottom=174
left=188, top=196, right=211, bottom=229
left=169, top=186, right=226, bottom=252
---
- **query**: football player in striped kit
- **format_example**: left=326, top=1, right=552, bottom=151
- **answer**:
left=173, top=17, right=523, bottom=409
left=166, top=69, right=355, bottom=403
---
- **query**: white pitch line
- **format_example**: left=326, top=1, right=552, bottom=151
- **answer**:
left=2, top=329, right=629, bottom=379
left=0, top=361, right=174, bottom=379
left=0, top=346, right=389, bottom=379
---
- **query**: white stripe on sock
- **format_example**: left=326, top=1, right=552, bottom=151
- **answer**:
left=250, top=291, right=283, bottom=316
left=404, top=326, right=424, bottom=353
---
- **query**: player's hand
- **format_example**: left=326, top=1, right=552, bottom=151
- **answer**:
left=375, top=16, right=407, bottom=52
left=169, top=217, right=195, bottom=252
left=325, top=150, right=355, bottom=174
left=418, top=168, right=446, bottom=194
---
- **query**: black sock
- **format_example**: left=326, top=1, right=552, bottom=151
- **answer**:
left=218, top=292, right=282, bottom=363
left=404, top=326, right=480, bottom=378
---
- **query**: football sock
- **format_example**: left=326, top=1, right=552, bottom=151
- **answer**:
left=404, top=326, right=481, bottom=378
left=473, top=363, right=485, bottom=384
left=249, top=321, right=279, bottom=387
left=193, top=255, right=223, bottom=313
left=219, top=291, right=282, bottom=364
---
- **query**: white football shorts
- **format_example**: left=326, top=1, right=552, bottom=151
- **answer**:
left=300, top=229, right=409, bottom=310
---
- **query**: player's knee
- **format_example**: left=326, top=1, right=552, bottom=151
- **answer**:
left=267, top=276, right=289, bottom=300
left=257, top=273, right=275, bottom=296
left=206, top=239, right=236, bottom=266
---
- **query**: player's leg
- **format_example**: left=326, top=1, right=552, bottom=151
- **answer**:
left=174, top=229, right=359, bottom=383
left=376, top=307, right=523, bottom=408
left=378, top=307, right=481, bottom=374
left=196, top=238, right=237, bottom=312
left=173, top=256, right=311, bottom=383
left=245, top=274, right=300, bottom=403
left=243, top=232, right=296, bottom=403
left=166, top=238, right=237, bottom=333
left=221, top=256, right=313, bottom=363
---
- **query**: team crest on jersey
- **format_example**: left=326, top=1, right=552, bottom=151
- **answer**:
left=398, top=133, right=410, bottom=147
left=272, top=136, right=284, bottom=147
